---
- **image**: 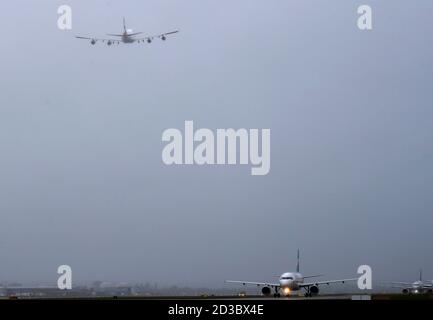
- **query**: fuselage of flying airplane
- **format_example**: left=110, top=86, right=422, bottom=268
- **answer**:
left=121, top=31, right=136, bottom=43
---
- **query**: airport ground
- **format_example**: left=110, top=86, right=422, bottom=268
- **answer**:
left=1, top=293, right=433, bottom=300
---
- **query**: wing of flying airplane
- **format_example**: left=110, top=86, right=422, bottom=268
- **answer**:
left=106, top=32, right=143, bottom=37
left=76, top=30, right=179, bottom=45
left=134, top=30, right=179, bottom=43
left=75, top=36, right=121, bottom=45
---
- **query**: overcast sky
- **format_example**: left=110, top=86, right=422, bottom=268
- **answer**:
left=0, top=0, right=432, bottom=288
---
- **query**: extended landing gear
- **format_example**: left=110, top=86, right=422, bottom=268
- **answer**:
left=303, top=285, right=319, bottom=297
left=273, top=287, right=281, bottom=298
left=304, top=287, right=312, bottom=297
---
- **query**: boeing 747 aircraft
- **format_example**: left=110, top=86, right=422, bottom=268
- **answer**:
left=76, top=18, right=178, bottom=46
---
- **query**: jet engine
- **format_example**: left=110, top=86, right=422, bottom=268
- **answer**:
left=161, top=35, right=166, bottom=41
left=402, top=289, right=409, bottom=294
left=310, top=285, right=319, bottom=296
left=261, top=287, right=271, bottom=296
left=91, top=39, right=96, bottom=45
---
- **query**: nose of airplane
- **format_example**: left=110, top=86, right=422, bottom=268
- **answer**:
left=279, top=279, right=294, bottom=287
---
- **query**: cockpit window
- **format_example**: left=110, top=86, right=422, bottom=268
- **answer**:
left=281, top=277, right=293, bottom=280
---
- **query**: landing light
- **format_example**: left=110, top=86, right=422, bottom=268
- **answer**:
left=283, top=287, right=291, bottom=295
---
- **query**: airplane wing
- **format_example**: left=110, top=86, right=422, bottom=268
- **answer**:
left=389, top=282, right=415, bottom=286
left=135, top=30, right=179, bottom=42
left=225, top=280, right=280, bottom=288
left=303, top=274, right=325, bottom=279
left=390, top=284, right=410, bottom=289
left=127, top=32, right=143, bottom=36
left=390, top=284, right=432, bottom=289
left=106, top=32, right=143, bottom=37
left=76, top=36, right=121, bottom=44
left=387, top=281, right=432, bottom=286
left=300, top=278, right=358, bottom=288
left=76, top=30, right=178, bottom=45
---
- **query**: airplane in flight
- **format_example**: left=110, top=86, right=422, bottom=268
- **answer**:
left=390, top=270, right=433, bottom=294
left=76, top=18, right=178, bottom=46
left=226, top=250, right=357, bottom=297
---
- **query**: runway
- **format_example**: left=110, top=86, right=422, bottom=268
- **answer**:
left=1, top=293, right=432, bottom=300
left=0, top=294, right=366, bottom=300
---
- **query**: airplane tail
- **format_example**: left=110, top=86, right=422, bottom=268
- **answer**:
left=420, top=269, right=423, bottom=281
left=295, top=249, right=324, bottom=279
left=123, top=17, right=126, bottom=33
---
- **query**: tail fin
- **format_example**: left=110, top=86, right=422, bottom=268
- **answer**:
left=123, top=17, right=126, bottom=33
left=420, top=269, right=423, bottom=281
left=296, top=249, right=300, bottom=273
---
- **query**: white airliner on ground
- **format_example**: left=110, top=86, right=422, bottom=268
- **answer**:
left=226, top=250, right=357, bottom=297
left=76, top=18, right=178, bottom=46
left=390, top=270, right=433, bottom=294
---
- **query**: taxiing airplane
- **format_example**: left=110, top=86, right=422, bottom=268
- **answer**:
left=390, top=270, right=433, bottom=294
left=76, top=18, right=178, bottom=46
left=226, top=250, right=357, bottom=297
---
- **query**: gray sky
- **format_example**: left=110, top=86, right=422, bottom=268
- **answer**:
left=0, top=0, right=433, bottom=288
